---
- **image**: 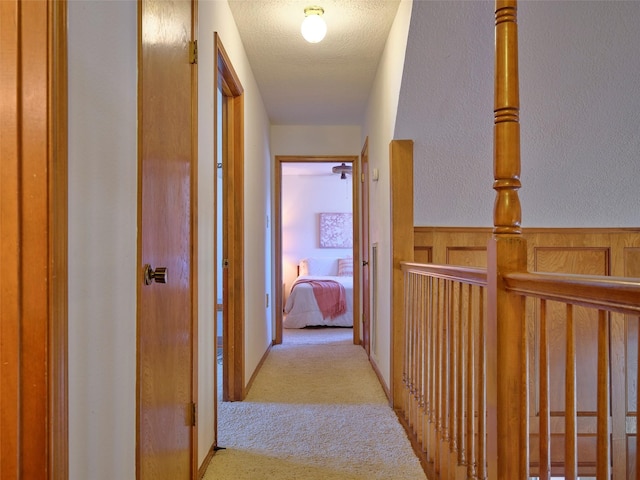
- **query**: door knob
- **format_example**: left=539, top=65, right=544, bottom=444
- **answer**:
left=144, top=264, right=168, bottom=285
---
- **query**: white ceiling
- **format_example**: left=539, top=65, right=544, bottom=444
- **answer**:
left=227, top=0, right=402, bottom=125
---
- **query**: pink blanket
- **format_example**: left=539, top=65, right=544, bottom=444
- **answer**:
left=292, top=279, right=346, bottom=319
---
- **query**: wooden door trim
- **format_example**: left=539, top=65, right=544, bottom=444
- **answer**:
left=359, top=137, right=370, bottom=355
left=190, top=1, right=199, bottom=475
left=0, top=0, right=69, bottom=477
left=274, top=155, right=360, bottom=345
left=214, top=33, right=245, bottom=401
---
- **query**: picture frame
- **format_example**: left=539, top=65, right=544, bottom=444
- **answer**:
left=319, top=212, right=352, bottom=248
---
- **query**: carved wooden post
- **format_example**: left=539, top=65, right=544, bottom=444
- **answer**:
left=486, top=1, right=529, bottom=479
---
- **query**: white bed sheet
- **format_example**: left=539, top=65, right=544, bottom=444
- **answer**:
left=283, top=275, right=353, bottom=328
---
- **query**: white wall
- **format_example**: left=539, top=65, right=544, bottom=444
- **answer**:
left=198, top=0, right=272, bottom=466
left=359, top=0, right=413, bottom=387
left=395, top=0, right=640, bottom=228
left=282, top=173, right=353, bottom=296
left=68, top=2, right=137, bottom=478
left=518, top=1, right=640, bottom=227
left=395, top=0, right=493, bottom=227
left=271, top=125, right=362, bottom=156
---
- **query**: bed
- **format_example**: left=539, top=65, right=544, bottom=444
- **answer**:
left=283, top=257, right=353, bottom=328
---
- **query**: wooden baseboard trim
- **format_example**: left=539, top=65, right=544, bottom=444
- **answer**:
left=369, top=355, right=391, bottom=405
left=243, top=342, right=272, bottom=398
left=197, top=443, right=217, bottom=479
left=394, top=408, right=432, bottom=479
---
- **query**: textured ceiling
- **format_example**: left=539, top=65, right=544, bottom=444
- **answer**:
left=228, top=0, right=401, bottom=125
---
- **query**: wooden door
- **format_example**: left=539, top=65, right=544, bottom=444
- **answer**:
left=361, top=140, right=371, bottom=356
left=1, top=1, right=67, bottom=478
left=138, top=1, right=196, bottom=478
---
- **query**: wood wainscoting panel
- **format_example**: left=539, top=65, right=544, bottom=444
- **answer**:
left=533, top=247, right=610, bottom=276
left=413, top=227, right=491, bottom=267
left=624, top=247, right=640, bottom=278
left=529, top=246, right=609, bottom=413
left=414, top=246, right=432, bottom=264
left=413, top=226, right=640, bottom=476
left=624, top=246, right=640, bottom=477
left=446, top=247, right=487, bottom=268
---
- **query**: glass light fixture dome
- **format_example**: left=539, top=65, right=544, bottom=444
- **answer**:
left=301, top=6, right=326, bottom=44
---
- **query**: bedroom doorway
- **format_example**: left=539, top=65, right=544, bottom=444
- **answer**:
left=274, top=155, right=360, bottom=346
left=213, top=33, right=245, bottom=433
left=360, top=138, right=371, bottom=356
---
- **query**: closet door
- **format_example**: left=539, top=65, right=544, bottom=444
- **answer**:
left=138, top=0, right=196, bottom=478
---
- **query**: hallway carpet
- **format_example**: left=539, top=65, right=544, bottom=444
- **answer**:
left=203, top=328, right=427, bottom=480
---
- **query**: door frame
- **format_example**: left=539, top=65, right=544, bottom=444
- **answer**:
left=0, top=0, right=68, bottom=477
left=274, top=155, right=360, bottom=345
left=360, top=138, right=371, bottom=356
left=214, top=33, right=245, bottom=402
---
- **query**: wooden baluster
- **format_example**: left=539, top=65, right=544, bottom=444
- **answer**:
left=403, top=273, right=411, bottom=422
left=417, top=276, right=428, bottom=451
left=441, top=280, right=451, bottom=479
left=565, top=304, right=577, bottom=480
left=423, top=275, right=430, bottom=453
left=449, top=282, right=459, bottom=476
left=407, top=272, right=417, bottom=434
left=467, top=286, right=477, bottom=479
left=637, top=315, right=640, bottom=480
left=435, top=277, right=443, bottom=474
left=539, top=300, right=551, bottom=480
left=415, top=274, right=424, bottom=445
left=596, top=310, right=610, bottom=479
left=423, top=275, right=431, bottom=455
left=414, top=274, right=420, bottom=433
left=458, top=284, right=467, bottom=471
left=428, top=275, right=436, bottom=463
left=478, top=287, right=487, bottom=480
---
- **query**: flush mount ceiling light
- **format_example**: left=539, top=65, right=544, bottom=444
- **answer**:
left=301, top=6, right=327, bottom=43
left=332, top=162, right=352, bottom=180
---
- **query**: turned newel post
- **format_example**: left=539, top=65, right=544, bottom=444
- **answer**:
left=487, top=1, right=529, bottom=479
left=493, top=0, right=521, bottom=235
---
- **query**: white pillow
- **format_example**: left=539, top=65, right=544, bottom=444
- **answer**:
left=299, top=257, right=339, bottom=276
left=337, top=258, right=353, bottom=276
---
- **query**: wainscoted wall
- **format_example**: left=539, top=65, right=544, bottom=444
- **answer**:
left=414, top=227, right=640, bottom=278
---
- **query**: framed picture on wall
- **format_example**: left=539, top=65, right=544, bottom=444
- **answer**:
left=319, top=212, right=352, bottom=248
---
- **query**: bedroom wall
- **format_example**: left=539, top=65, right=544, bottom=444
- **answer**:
left=282, top=173, right=353, bottom=299
left=395, top=1, right=640, bottom=228
left=199, top=0, right=272, bottom=466
left=359, top=0, right=413, bottom=387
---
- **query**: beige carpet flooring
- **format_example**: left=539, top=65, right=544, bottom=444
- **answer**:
left=203, top=327, right=427, bottom=480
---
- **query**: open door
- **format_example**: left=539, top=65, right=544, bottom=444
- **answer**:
left=360, top=139, right=371, bottom=355
left=214, top=33, right=245, bottom=403
left=137, top=1, right=197, bottom=478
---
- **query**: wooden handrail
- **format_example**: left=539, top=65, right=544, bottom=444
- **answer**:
left=504, top=271, right=640, bottom=315
left=401, top=262, right=487, bottom=286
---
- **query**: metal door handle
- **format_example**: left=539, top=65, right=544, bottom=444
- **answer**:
left=144, top=264, right=168, bottom=285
